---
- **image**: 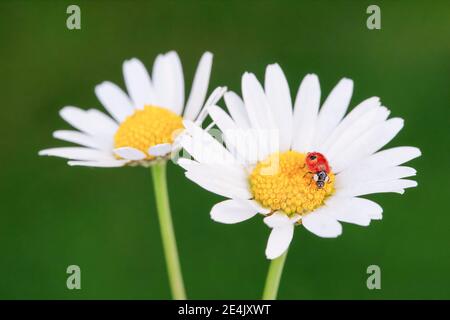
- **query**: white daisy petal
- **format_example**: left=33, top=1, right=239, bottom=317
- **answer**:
left=264, top=212, right=292, bottom=228
left=53, top=130, right=107, bottom=150
left=242, top=73, right=278, bottom=159
left=312, top=78, right=353, bottom=148
left=302, top=210, right=342, bottom=238
left=184, top=52, right=213, bottom=120
left=292, top=74, right=321, bottom=152
left=210, top=199, right=261, bottom=224
left=326, top=106, right=390, bottom=162
left=85, top=109, right=119, bottom=135
left=39, top=147, right=113, bottom=161
left=95, top=81, right=134, bottom=122
left=264, top=63, right=293, bottom=151
left=248, top=200, right=271, bottom=214
left=336, top=166, right=417, bottom=189
left=148, top=143, right=172, bottom=157
left=152, top=54, right=172, bottom=110
left=179, top=158, right=250, bottom=199
left=325, top=196, right=382, bottom=226
left=123, top=58, right=156, bottom=108
left=165, top=51, right=185, bottom=115
left=68, top=160, right=128, bottom=167
left=207, top=105, right=240, bottom=155
left=336, top=179, right=418, bottom=197
left=113, top=147, right=146, bottom=160
left=205, top=86, right=227, bottom=108
left=321, top=96, right=380, bottom=153
left=194, top=86, right=227, bottom=126
left=207, top=105, right=253, bottom=159
left=208, top=105, right=237, bottom=132
left=59, top=106, right=91, bottom=132
left=332, top=118, right=404, bottom=173
left=178, top=158, right=249, bottom=197
left=59, top=106, right=118, bottom=137
left=152, top=52, right=184, bottom=114
left=265, top=224, right=294, bottom=260
left=224, top=91, right=251, bottom=129
left=340, top=146, right=421, bottom=175
left=186, top=171, right=251, bottom=199
left=241, top=72, right=275, bottom=130
left=222, top=128, right=260, bottom=165
left=181, top=120, right=236, bottom=164
left=189, top=108, right=258, bottom=166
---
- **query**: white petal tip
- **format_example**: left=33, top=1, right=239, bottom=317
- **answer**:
left=210, top=210, right=245, bottom=225
left=324, top=232, right=342, bottom=238
left=267, top=63, right=281, bottom=70
left=210, top=200, right=259, bottom=224
left=404, top=180, right=418, bottom=189
left=123, top=57, right=143, bottom=67
left=202, top=51, right=213, bottom=59
left=303, top=213, right=343, bottom=238
left=265, top=250, right=287, bottom=260
left=95, top=81, right=107, bottom=90
left=210, top=212, right=231, bottom=224
left=264, top=224, right=295, bottom=260
left=415, top=148, right=422, bottom=157
left=370, top=213, right=383, bottom=220
left=58, top=106, right=71, bottom=116
left=242, top=72, right=255, bottom=81
left=341, top=77, right=354, bottom=85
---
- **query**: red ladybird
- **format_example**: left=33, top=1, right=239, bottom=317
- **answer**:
left=305, top=152, right=330, bottom=189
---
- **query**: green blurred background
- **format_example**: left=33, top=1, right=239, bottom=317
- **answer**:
left=0, top=0, right=449, bottom=299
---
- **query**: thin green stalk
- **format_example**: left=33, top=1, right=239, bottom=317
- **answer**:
left=151, top=162, right=186, bottom=300
left=262, top=250, right=288, bottom=300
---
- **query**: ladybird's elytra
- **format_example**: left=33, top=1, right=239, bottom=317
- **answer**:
left=306, top=152, right=330, bottom=189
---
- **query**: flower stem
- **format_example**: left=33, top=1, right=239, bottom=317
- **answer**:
left=262, top=250, right=288, bottom=300
left=150, top=162, right=186, bottom=300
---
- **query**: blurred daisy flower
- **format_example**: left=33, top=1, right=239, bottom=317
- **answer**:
left=40, top=51, right=225, bottom=167
left=178, top=63, right=421, bottom=262
left=39, top=51, right=226, bottom=300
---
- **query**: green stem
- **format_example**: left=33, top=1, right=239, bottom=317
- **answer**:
left=150, top=162, right=186, bottom=300
left=262, top=250, right=288, bottom=300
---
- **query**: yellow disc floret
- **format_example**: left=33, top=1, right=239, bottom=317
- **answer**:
left=249, top=151, right=335, bottom=215
left=114, top=105, right=184, bottom=160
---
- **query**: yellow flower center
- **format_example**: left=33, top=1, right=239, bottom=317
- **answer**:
left=114, top=105, right=184, bottom=160
left=249, top=151, right=335, bottom=215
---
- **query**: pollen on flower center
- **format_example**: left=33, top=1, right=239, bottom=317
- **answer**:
left=249, top=151, right=335, bottom=215
left=114, top=105, right=184, bottom=159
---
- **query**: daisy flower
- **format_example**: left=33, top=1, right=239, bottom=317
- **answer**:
left=39, top=51, right=225, bottom=300
left=39, top=51, right=225, bottom=167
left=178, top=63, right=421, bottom=264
